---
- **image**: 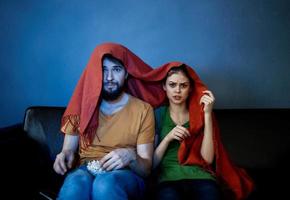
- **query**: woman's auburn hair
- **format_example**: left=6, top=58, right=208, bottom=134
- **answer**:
left=164, top=64, right=194, bottom=87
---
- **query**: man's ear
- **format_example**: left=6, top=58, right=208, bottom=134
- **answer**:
left=125, top=72, right=128, bottom=79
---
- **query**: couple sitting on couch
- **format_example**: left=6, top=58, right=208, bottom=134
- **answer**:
left=53, top=43, right=254, bottom=200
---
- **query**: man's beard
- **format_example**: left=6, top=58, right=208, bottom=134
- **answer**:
left=102, top=82, right=124, bottom=101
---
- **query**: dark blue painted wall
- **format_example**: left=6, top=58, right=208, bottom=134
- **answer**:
left=1, top=0, right=290, bottom=127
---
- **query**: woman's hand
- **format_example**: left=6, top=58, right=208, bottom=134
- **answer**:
left=200, top=90, right=215, bottom=114
left=164, top=125, right=190, bottom=143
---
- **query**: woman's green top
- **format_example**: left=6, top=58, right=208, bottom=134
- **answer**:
left=156, top=106, right=215, bottom=183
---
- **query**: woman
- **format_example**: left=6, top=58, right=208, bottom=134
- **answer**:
left=153, top=65, right=220, bottom=200
left=151, top=63, right=254, bottom=200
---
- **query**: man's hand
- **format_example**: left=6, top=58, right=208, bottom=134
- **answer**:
left=100, top=148, right=137, bottom=171
left=53, top=149, right=75, bottom=175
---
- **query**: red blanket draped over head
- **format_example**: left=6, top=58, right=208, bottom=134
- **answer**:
left=61, top=42, right=165, bottom=145
left=62, top=42, right=254, bottom=199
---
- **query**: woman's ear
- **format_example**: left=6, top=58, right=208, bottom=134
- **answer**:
left=163, top=83, right=166, bottom=91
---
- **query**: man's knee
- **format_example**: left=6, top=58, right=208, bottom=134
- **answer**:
left=58, top=170, right=92, bottom=199
left=66, top=168, right=92, bottom=184
left=92, top=173, right=119, bottom=193
left=92, top=174, right=123, bottom=199
left=92, top=170, right=145, bottom=199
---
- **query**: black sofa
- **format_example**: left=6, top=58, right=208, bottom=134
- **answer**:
left=1, top=106, right=290, bottom=199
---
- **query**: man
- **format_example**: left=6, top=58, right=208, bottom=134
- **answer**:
left=53, top=43, right=157, bottom=200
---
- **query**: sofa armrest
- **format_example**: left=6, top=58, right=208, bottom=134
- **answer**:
left=0, top=124, right=37, bottom=198
left=0, top=123, right=64, bottom=199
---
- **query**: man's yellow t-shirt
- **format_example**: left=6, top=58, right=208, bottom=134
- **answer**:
left=64, top=95, right=154, bottom=164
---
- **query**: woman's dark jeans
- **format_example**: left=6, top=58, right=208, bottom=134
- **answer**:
left=156, top=179, right=221, bottom=200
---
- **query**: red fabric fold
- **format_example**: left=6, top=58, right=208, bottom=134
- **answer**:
left=62, top=42, right=254, bottom=199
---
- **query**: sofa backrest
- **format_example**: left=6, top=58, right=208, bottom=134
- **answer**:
left=22, top=106, right=290, bottom=170
left=23, top=106, right=65, bottom=161
left=214, top=109, right=290, bottom=169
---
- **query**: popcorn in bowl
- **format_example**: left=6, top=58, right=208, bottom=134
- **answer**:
left=87, top=160, right=105, bottom=175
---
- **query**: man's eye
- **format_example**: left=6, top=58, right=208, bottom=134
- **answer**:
left=113, top=67, right=122, bottom=72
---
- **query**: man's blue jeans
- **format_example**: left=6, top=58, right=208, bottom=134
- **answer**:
left=57, top=165, right=145, bottom=200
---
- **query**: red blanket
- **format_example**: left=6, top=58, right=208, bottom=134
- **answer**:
left=62, top=42, right=254, bottom=199
left=61, top=42, right=164, bottom=145
left=139, top=61, right=255, bottom=199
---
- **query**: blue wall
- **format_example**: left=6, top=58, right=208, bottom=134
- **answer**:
left=1, top=0, right=290, bottom=127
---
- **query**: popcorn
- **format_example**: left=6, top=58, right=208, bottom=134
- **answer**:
left=87, top=160, right=105, bottom=175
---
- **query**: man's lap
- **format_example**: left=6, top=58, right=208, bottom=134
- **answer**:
left=59, top=165, right=145, bottom=199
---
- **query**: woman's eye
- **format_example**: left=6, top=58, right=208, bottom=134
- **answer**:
left=181, top=84, right=189, bottom=88
left=169, top=83, right=176, bottom=88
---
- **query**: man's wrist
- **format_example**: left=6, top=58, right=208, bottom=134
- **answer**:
left=62, top=149, right=75, bottom=154
left=128, top=148, right=137, bottom=164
